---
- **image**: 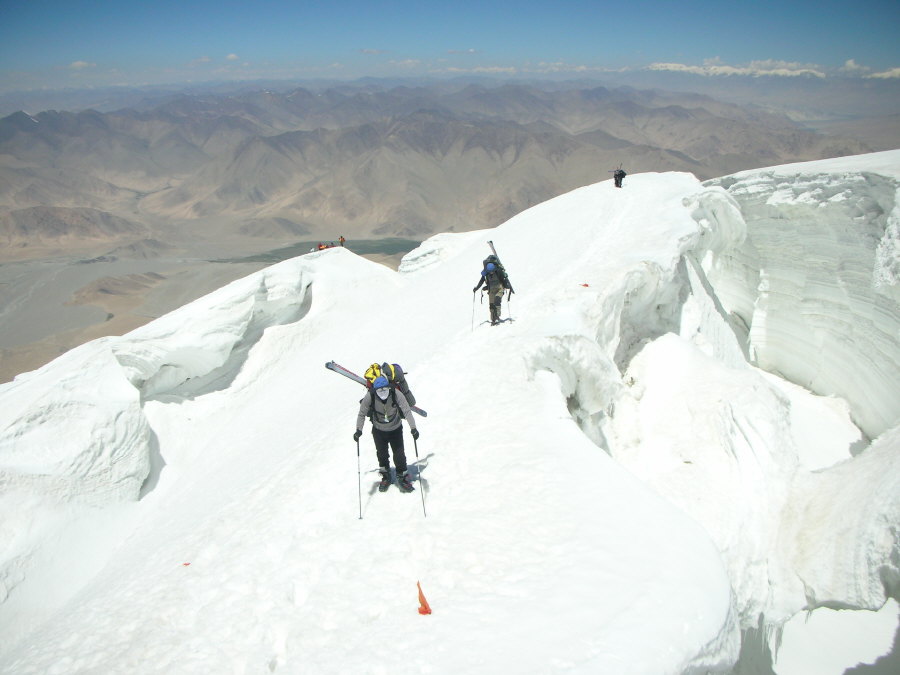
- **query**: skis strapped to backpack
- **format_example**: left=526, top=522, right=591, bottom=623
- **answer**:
left=363, top=362, right=417, bottom=406
left=486, top=240, right=514, bottom=293
left=325, top=361, right=428, bottom=417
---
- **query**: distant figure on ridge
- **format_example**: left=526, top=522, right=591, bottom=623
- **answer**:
left=473, top=254, right=514, bottom=325
left=613, top=167, right=627, bottom=188
left=339, top=235, right=346, bottom=247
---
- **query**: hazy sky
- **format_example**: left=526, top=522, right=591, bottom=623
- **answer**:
left=1, top=0, right=898, bottom=91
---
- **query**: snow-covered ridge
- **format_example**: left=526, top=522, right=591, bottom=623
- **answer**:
left=1, top=263, right=314, bottom=502
left=112, top=260, right=314, bottom=399
left=0, top=261, right=319, bottom=616
left=1, top=152, right=899, bottom=673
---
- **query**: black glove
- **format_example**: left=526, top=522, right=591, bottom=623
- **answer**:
left=472, top=287, right=478, bottom=293
left=411, top=428, right=419, bottom=440
left=353, top=429, right=362, bottom=442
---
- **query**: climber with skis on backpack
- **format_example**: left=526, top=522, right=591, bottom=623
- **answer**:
left=364, top=362, right=417, bottom=406
left=354, top=373, right=419, bottom=492
left=473, top=254, right=514, bottom=325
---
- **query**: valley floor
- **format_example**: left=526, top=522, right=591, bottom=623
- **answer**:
left=0, top=243, right=413, bottom=383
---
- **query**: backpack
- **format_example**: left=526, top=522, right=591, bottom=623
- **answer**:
left=364, top=362, right=417, bottom=406
left=482, top=256, right=509, bottom=287
left=483, top=254, right=500, bottom=268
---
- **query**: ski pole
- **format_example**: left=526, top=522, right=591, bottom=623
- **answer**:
left=507, top=290, right=514, bottom=321
left=356, top=438, right=363, bottom=520
left=414, top=437, right=427, bottom=518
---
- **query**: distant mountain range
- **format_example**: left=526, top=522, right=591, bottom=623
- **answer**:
left=0, top=81, right=873, bottom=258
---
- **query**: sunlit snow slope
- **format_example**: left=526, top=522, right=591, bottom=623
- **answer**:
left=1, top=150, right=899, bottom=674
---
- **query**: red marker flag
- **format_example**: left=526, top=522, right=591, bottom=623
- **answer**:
left=417, top=581, right=432, bottom=615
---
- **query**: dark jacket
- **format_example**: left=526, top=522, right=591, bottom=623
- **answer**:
left=474, top=263, right=511, bottom=293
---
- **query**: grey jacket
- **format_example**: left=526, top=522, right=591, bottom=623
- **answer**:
left=357, top=389, right=417, bottom=433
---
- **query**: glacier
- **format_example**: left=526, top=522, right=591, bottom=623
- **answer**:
left=0, top=150, right=898, bottom=673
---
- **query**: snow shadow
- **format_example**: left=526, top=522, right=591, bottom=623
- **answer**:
left=528, top=253, right=751, bottom=457
left=138, top=428, right=165, bottom=499
left=525, top=258, right=692, bottom=453
left=732, top=617, right=778, bottom=675
left=132, top=277, right=313, bottom=498
left=137, top=281, right=313, bottom=402
left=612, top=258, right=690, bottom=374
left=359, top=454, right=432, bottom=516
left=525, top=335, right=622, bottom=454
left=410, top=454, right=432, bottom=492
left=844, top=620, right=900, bottom=673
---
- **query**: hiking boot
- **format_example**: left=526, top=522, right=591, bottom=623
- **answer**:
left=397, top=471, right=414, bottom=493
left=378, top=469, right=391, bottom=492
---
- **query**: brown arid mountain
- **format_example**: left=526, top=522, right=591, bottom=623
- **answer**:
left=139, top=110, right=682, bottom=234
left=0, top=206, right=147, bottom=257
left=810, top=113, right=900, bottom=151
left=0, top=80, right=875, bottom=383
left=0, top=82, right=871, bottom=253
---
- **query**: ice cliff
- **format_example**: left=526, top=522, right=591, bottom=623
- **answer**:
left=601, top=151, right=900, bottom=643
left=703, top=156, right=900, bottom=440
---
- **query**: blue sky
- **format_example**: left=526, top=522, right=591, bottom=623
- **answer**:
left=1, top=0, right=898, bottom=91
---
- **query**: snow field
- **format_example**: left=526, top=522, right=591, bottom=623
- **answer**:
left=2, top=153, right=900, bottom=673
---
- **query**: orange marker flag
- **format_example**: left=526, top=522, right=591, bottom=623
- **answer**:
left=417, top=581, right=432, bottom=615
